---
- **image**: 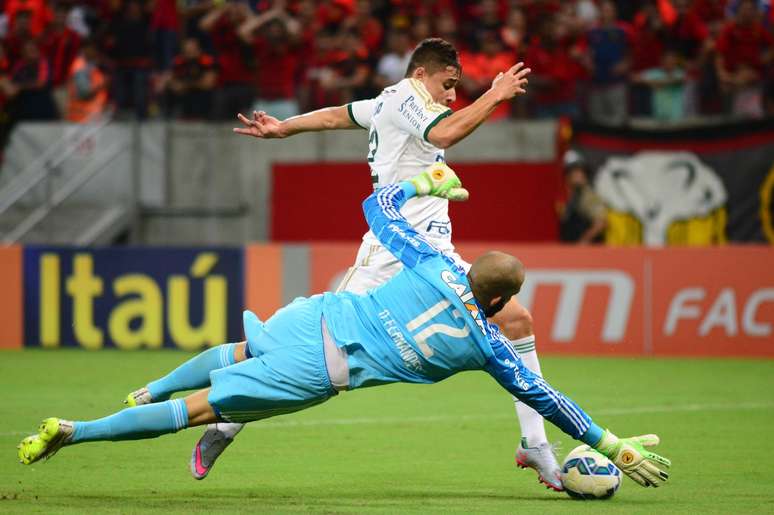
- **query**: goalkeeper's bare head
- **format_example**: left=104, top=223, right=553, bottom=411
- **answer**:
left=468, top=251, right=525, bottom=318
left=405, top=38, right=461, bottom=107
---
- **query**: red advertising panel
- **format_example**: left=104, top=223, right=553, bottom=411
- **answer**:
left=309, top=243, right=360, bottom=294
left=448, top=163, right=561, bottom=242
left=456, top=244, right=647, bottom=356
left=271, top=163, right=561, bottom=242
left=651, top=247, right=774, bottom=357
left=244, top=243, right=773, bottom=357
left=272, top=164, right=370, bottom=241
left=0, top=245, right=22, bottom=349
left=299, top=242, right=645, bottom=355
left=244, top=244, right=283, bottom=321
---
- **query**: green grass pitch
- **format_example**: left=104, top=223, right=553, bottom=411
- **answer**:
left=2, top=350, right=774, bottom=514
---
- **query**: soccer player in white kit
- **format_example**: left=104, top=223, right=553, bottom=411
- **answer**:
left=188, top=38, right=561, bottom=490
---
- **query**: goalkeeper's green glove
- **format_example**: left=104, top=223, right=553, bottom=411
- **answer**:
left=409, top=163, right=469, bottom=202
left=596, top=430, right=671, bottom=487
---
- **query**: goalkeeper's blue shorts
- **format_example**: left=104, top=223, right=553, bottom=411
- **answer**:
left=207, top=297, right=336, bottom=423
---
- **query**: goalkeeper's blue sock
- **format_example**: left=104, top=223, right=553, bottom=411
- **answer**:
left=71, top=399, right=188, bottom=443
left=147, top=344, right=238, bottom=401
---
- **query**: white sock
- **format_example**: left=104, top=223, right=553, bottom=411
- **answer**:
left=212, top=422, right=244, bottom=439
left=511, top=336, right=548, bottom=447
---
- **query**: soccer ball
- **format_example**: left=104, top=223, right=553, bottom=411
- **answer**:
left=560, top=445, right=622, bottom=500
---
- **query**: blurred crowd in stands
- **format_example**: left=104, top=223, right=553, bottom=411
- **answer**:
left=0, top=0, right=772, bottom=130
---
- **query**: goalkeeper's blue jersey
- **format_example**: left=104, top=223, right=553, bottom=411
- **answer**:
left=321, top=183, right=593, bottom=439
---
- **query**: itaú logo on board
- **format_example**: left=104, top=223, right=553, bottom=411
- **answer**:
left=518, top=270, right=634, bottom=343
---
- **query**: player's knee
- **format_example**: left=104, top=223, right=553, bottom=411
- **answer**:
left=184, top=389, right=218, bottom=427
left=492, top=301, right=534, bottom=340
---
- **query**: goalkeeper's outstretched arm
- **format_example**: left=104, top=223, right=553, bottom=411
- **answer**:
left=484, top=331, right=671, bottom=488
left=362, top=164, right=468, bottom=269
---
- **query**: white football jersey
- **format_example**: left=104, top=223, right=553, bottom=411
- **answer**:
left=348, top=78, right=454, bottom=249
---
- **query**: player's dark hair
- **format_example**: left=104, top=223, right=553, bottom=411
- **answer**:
left=405, top=38, right=461, bottom=77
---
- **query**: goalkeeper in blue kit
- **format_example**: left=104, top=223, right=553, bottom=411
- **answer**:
left=18, top=165, right=670, bottom=489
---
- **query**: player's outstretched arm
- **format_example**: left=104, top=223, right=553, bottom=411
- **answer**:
left=484, top=333, right=670, bottom=488
left=233, top=107, right=353, bottom=139
left=426, top=62, right=531, bottom=149
left=362, top=164, right=467, bottom=267
left=233, top=100, right=371, bottom=139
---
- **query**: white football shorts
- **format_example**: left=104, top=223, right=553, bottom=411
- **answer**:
left=336, top=241, right=471, bottom=295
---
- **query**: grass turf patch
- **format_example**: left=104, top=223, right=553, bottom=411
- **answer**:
left=2, top=350, right=773, bottom=514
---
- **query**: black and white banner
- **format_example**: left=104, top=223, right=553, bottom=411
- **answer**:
left=573, top=120, right=774, bottom=245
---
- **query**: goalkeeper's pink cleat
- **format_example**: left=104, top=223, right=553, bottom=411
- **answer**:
left=190, top=423, right=242, bottom=480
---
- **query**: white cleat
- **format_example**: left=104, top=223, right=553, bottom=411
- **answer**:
left=515, top=438, right=564, bottom=491
left=190, top=423, right=243, bottom=480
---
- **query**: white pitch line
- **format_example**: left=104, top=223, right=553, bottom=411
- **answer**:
left=2, top=401, right=772, bottom=437
left=238, top=400, right=774, bottom=430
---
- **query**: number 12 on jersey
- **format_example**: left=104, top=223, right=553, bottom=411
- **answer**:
left=406, top=300, right=471, bottom=358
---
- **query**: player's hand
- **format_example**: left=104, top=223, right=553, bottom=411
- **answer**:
left=233, top=111, right=285, bottom=138
left=409, top=163, right=469, bottom=202
left=597, top=431, right=671, bottom=487
left=490, top=62, right=531, bottom=102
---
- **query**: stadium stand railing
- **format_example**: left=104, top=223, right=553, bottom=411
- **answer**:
left=0, top=111, right=137, bottom=245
